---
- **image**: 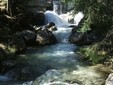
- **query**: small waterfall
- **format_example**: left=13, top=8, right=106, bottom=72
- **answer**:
left=53, top=0, right=60, bottom=14
left=0, top=11, right=106, bottom=85
left=45, top=11, right=70, bottom=27
left=45, top=11, right=84, bottom=27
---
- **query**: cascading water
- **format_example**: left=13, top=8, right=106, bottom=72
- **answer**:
left=45, top=11, right=70, bottom=27
left=31, top=11, right=106, bottom=85
left=0, top=11, right=107, bottom=85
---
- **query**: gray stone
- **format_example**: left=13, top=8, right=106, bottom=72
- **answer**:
left=106, top=73, right=113, bottom=85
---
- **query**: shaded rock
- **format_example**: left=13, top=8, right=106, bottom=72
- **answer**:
left=0, top=47, right=16, bottom=74
left=4, top=67, right=33, bottom=81
left=24, top=11, right=45, bottom=26
left=0, top=15, right=8, bottom=27
left=17, top=67, right=33, bottom=81
left=69, top=32, right=85, bottom=46
left=9, top=11, right=45, bottom=33
left=0, top=27, right=11, bottom=43
left=45, top=22, right=57, bottom=31
left=0, top=47, right=7, bottom=61
left=105, top=73, right=113, bottom=85
left=69, top=27, right=97, bottom=46
left=2, top=60, right=16, bottom=67
left=36, top=29, right=57, bottom=46
left=1, top=60, right=17, bottom=74
left=35, top=22, right=57, bottom=32
left=9, top=33, right=26, bottom=54
left=0, top=75, right=12, bottom=81
left=19, top=30, right=37, bottom=46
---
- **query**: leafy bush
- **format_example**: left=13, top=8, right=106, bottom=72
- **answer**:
left=68, top=0, right=113, bottom=34
left=80, top=43, right=107, bottom=64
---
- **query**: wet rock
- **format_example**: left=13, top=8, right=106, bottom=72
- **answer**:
left=35, top=22, right=57, bottom=32
left=19, top=30, right=37, bottom=46
left=36, top=29, right=57, bottom=46
left=69, top=32, right=85, bottom=46
left=69, top=27, right=97, bottom=46
left=46, top=22, right=57, bottom=31
left=106, top=73, right=113, bottom=85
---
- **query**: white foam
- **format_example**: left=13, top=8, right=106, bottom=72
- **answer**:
left=45, top=11, right=70, bottom=27
left=74, top=12, right=84, bottom=25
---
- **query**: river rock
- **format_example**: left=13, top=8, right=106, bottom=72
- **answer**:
left=35, top=22, right=57, bottom=32
left=46, top=22, right=57, bottom=31
left=69, top=27, right=97, bottom=46
left=19, top=30, right=37, bottom=46
left=36, top=29, right=57, bottom=46
left=69, top=31, right=86, bottom=46
left=9, top=33, right=26, bottom=54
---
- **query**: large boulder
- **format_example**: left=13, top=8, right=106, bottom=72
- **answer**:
left=9, top=33, right=26, bottom=54
left=19, top=30, right=37, bottom=46
left=24, top=11, right=45, bottom=26
left=69, top=32, right=85, bottom=46
left=36, top=29, right=57, bottom=46
left=69, top=27, right=97, bottom=46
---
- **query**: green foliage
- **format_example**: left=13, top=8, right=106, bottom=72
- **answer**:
left=73, top=0, right=113, bottom=64
left=73, top=0, right=113, bottom=34
left=80, top=44, right=107, bottom=64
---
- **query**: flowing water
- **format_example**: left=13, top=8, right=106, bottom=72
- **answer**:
left=0, top=11, right=107, bottom=85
